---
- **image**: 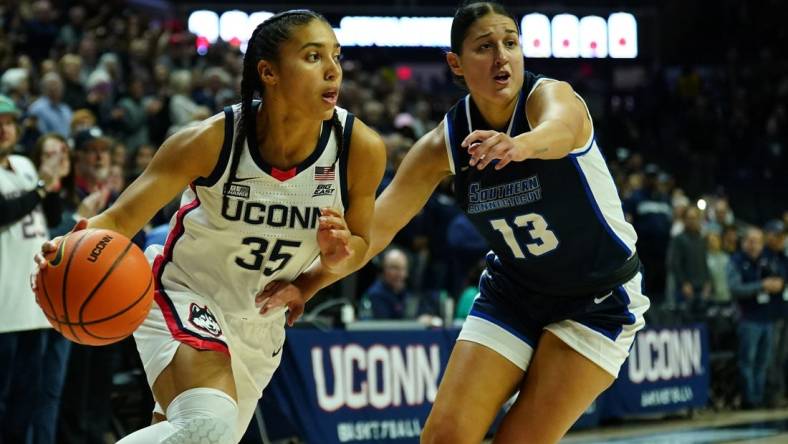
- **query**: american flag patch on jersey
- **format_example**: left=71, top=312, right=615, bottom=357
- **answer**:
left=314, top=165, right=335, bottom=181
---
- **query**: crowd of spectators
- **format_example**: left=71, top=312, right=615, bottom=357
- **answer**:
left=0, top=0, right=786, bottom=442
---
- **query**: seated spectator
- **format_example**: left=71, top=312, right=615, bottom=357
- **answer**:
left=106, top=164, right=125, bottom=195
left=72, top=126, right=112, bottom=205
left=59, top=53, right=87, bottom=110
left=167, top=70, right=209, bottom=136
left=0, top=68, right=32, bottom=110
left=193, top=67, right=233, bottom=112
left=113, top=78, right=149, bottom=150
left=728, top=227, right=785, bottom=408
left=28, top=72, right=72, bottom=137
left=127, top=143, right=154, bottom=184
left=359, top=248, right=441, bottom=324
left=83, top=69, right=114, bottom=128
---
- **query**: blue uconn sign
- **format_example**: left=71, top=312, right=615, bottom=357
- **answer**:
left=628, top=328, right=704, bottom=384
left=261, top=326, right=709, bottom=442
left=265, top=329, right=458, bottom=444
left=604, top=324, right=709, bottom=417
left=312, top=344, right=441, bottom=411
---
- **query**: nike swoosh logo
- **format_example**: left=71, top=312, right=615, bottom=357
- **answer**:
left=272, top=345, right=283, bottom=357
left=233, top=177, right=257, bottom=182
left=593, top=292, right=613, bottom=304
left=49, top=237, right=68, bottom=267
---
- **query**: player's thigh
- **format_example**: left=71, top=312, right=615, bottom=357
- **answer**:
left=493, top=330, right=614, bottom=444
left=422, top=340, right=524, bottom=444
left=151, top=342, right=237, bottom=412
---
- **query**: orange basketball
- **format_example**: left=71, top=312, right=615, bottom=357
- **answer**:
left=34, top=228, right=154, bottom=346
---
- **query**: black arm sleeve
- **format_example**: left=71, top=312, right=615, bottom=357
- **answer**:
left=0, top=189, right=42, bottom=226
left=42, top=192, right=62, bottom=228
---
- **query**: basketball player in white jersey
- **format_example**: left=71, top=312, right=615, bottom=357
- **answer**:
left=33, top=10, right=386, bottom=443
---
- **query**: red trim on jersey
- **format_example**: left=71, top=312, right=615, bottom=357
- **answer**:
left=271, top=167, right=297, bottom=182
left=153, top=191, right=230, bottom=355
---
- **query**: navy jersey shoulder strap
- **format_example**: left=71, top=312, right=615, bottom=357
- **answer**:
left=339, top=112, right=355, bottom=209
left=194, top=105, right=235, bottom=187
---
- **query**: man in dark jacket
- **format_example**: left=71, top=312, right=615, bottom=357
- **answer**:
left=763, top=220, right=788, bottom=406
left=728, top=227, right=785, bottom=408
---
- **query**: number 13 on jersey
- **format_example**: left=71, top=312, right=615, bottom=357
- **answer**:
left=490, top=213, right=559, bottom=258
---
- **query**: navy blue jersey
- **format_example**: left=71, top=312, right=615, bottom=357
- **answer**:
left=443, top=71, right=640, bottom=307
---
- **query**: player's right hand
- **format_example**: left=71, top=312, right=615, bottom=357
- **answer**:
left=31, top=219, right=88, bottom=291
left=317, top=207, right=352, bottom=272
left=256, top=280, right=306, bottom=326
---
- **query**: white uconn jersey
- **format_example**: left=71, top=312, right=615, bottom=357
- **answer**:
left=0, top=155, right=51, bottom=332
left=152, top=103, right=354, bottom=318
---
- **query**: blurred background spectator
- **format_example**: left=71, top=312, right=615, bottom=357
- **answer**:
left=0, top=95, right=65, bottom=444
left=667, top=206, right=711, bottom=314
left=28, top=72, right=71, bottom=138
left=359, top=248, right=442, bottom=325
left=728, top=228, right=784, bottom=409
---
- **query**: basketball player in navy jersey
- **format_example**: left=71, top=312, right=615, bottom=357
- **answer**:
left=33, top=10, right=386, bottom=443
left=262, top=2, right=649, bottom=443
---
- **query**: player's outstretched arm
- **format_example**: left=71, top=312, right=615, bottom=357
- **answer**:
left=89, top=114, right=225, bottom=238
left=464, top=80, right=593, bottom=170
left=365, top=122, right=453, bottom=259
left=33, top=113, right=227, bottom=274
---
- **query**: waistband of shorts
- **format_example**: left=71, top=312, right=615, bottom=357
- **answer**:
left=488, top=253, right=641, bottom=301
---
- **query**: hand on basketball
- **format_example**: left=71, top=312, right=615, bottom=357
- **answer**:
left=256, top=281, right=305, bottom=326
left=462, top=130, right=527, bottom=170
left=317, top=207, right=352, bottom=272
left=31, top=219, right=88, bottom=291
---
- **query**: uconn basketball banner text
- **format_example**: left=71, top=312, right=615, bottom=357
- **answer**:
left=261, top=325, right=709, bottom=443
left=261, top=329, right=460, bottom=443
left=601, top=323, right=710, bottom=417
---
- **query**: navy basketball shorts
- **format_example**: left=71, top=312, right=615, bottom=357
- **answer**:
left=457, top=271, right=650, bottom=377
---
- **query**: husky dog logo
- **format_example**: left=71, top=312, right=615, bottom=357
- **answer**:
left=188, top=303, right=222, bottom=337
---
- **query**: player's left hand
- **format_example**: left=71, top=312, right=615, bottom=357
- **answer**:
left=462, top=130, right=527, bottom=170
left=256, top=281, right=305, bottom=326
left=31, top=219, right=88, bottom=292
left=317, top=207, right=352, bottom=271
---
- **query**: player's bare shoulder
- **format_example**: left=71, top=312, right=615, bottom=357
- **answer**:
left=157, top=110, right=230, bottom=180
left=347, top=117, right=387, bottom=187
left=348, top=118, right=386, bottom=161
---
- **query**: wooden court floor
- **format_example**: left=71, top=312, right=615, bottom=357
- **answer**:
left=560, top=408, right=788, bottom=443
